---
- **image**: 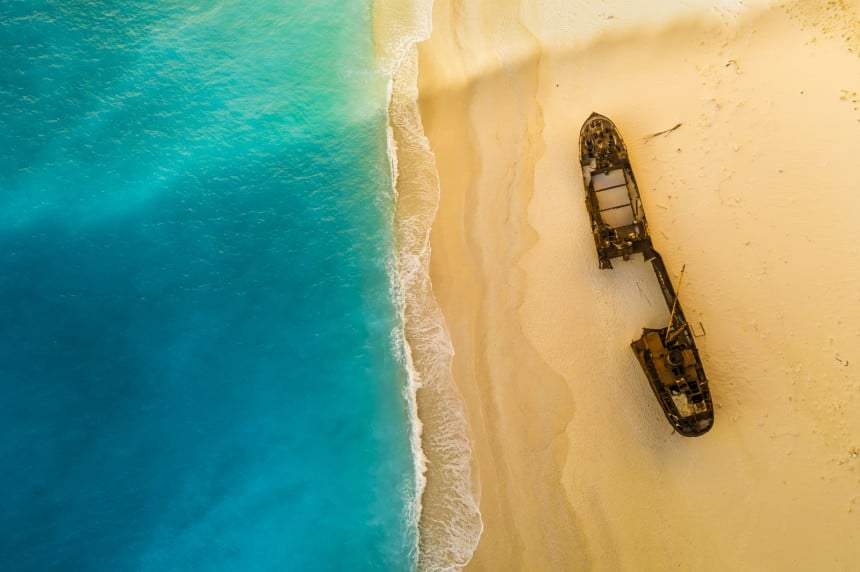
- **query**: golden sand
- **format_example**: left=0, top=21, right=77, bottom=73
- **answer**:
left=376, top=0, right=860, bottom=571
left=387, top=0, right=860, bottom=569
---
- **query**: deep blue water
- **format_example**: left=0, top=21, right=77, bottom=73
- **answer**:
left=0, top=1, right=416, bottom=570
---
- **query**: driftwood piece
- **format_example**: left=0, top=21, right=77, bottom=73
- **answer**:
left=643, top=122, right=682, bottom=142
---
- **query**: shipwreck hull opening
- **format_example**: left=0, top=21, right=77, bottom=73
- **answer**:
left=632, top=328, right=714, bottom=437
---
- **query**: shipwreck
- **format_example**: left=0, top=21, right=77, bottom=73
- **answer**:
left=579, top=112, right=714, bottom=437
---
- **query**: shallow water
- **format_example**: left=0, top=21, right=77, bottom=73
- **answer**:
left=0, top=1, right=416, bottom=569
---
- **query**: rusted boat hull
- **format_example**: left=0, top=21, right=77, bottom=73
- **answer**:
left=580, top=112, right=653, bottom=268
left=631, top=252, right=714, bottom=436
left=579, top=112, right=714, bottom=436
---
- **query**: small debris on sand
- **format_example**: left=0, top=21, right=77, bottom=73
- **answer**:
left=643, top=123, right=682, bottom=141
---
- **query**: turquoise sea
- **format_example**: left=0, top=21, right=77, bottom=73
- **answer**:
left=0, top=1, right=417, bottom=570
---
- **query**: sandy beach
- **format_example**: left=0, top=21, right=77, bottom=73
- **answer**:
left=386, top=0, right=859, bottom=569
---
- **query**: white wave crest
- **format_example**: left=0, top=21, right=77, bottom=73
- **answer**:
left=375, top=0, right=484, bottom=569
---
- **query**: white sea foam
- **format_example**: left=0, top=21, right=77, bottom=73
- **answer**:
left=375, top=0, right=483, bottom=569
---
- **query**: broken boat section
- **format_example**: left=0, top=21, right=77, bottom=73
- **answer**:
left=579, top=112, right=714, bottom=437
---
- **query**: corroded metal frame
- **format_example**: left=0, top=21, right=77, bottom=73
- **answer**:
left=579, top=112, right=714, bottom=436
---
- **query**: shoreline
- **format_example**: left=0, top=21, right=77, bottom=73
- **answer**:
left=417, top=3, right=590, bottom=566
left=415, top=0, right=859, bottom=570
left=374, top=0, right=483, bottom=569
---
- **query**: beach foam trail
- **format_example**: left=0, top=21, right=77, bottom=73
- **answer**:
left=375, top=1, right=483, bottom=569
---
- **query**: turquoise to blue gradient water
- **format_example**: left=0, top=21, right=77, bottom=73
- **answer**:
left=0, top=1, right=416, bottom=570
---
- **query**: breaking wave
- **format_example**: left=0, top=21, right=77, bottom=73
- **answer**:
left=374, top=0, right=484, bottom=569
